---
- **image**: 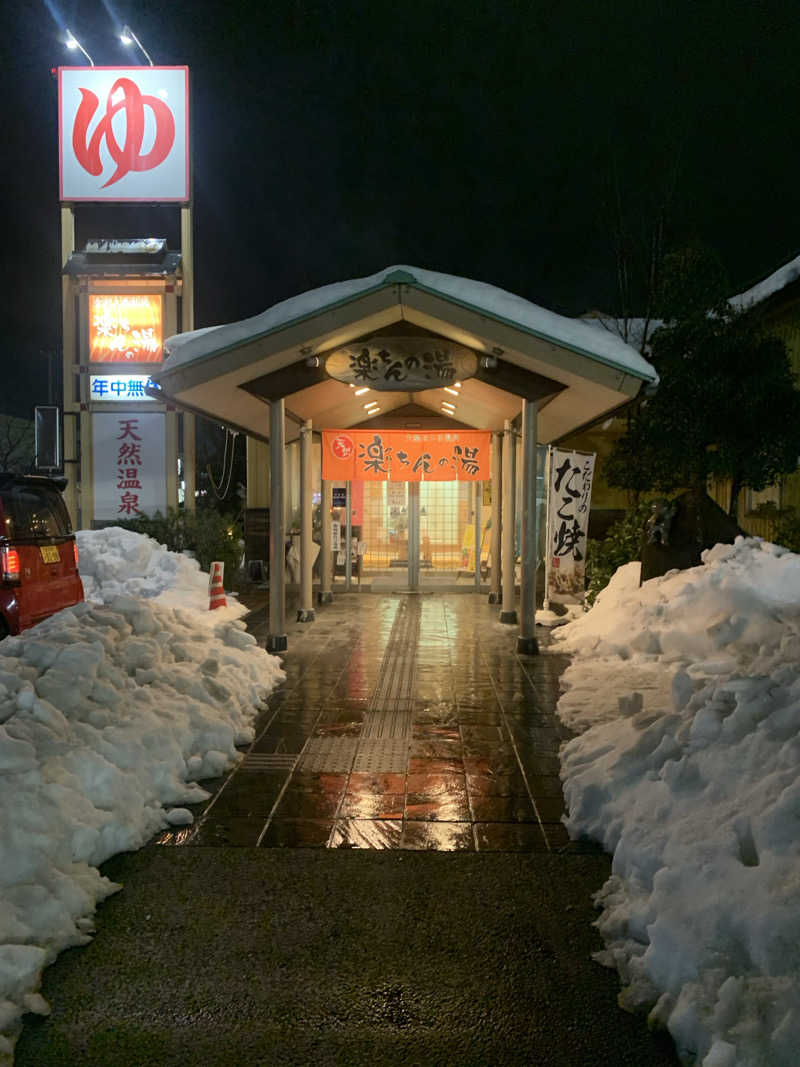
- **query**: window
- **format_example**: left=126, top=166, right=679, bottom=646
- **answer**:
left=0, top=486, right=72, bottom=540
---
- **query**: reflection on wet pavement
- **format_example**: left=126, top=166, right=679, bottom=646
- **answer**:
left=156, top=594, right=572, bottom=852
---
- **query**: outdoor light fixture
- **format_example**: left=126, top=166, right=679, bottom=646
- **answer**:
left=120, top=24, right=154, bottom=65
left=354, top=387, right=369, bottom=396
left=444, top=387, right=459, bottom=396
left=65, top=29, right=94, bottom=65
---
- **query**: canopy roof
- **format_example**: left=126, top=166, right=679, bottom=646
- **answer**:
left=153, top=265, right=656, bottom=443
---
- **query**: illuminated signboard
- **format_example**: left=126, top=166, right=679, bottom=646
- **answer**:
left=59, top=67, right=190, bottom=202
left=89, top=375, right=159, bottom=401
left=89, top=295, right=162, bottom=363
left=92, top=412, right=166, bottom=520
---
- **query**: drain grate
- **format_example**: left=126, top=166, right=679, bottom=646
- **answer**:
left=240, top=753, right=297, bottom=771
left=296, top=737, right=359, bottom=773
left=352, top=738, right=409, bottom=773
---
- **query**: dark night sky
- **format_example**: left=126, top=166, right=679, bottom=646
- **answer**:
left=3, top=0, right=800, bottom=416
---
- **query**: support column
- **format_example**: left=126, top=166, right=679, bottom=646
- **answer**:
left=267, top=400, right=287, bottom=652
left=180, top=205, right=196, bottom=513
left=182, top=414, right=196, bottom=512
left=500, top=420, right=517, bottom=624
left=474, top=481, right=481, bottom=591
left=297, top=419, right=315, bottom=622
left=318, top=479, right=333, bottom=603
left=517, top=400, right=540, bottom=655
left=408, top=481, right=420, bottom=591
left=345, top=482, right=352, bottom=590
left=488, top=432, right=502, bottom=603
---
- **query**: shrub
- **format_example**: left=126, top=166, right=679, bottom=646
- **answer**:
left=772, top=506, right=800, bottom=554
left=584, top=502, right=650, bottom=604
left=118, top=508, right=242, bottom=577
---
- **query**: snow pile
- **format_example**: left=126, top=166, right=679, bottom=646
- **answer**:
left=160, top=264, right=656, bottom=383
left=77, top=526, right=246, bottom=624
left=0, top=593, right=284, bottom=1058
left=553, top=538, right=800, bottom=1066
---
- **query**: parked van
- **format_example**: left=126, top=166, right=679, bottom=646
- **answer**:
left=0, top=474, right=84, bottom=637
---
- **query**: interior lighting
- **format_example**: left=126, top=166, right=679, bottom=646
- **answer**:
left=366, top=407, right=380, bottom=414
left=354, top=387, right=369, bottom=396
left=442, top=402, right=455, bottom=411
left=65, top=29, right=94, bottom=65
left=120, top=24, right=154, bottom=65
left=454, top=381, right=462, bottom=387
left=364, top=402, right=379, bottom=410
left=444, top=386, right=459, bottom=396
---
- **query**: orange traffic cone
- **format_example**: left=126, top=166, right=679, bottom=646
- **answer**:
left=208, top=561, right=227, bottom=610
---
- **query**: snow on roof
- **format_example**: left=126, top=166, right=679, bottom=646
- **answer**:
left=729, top=252, right=800, bottom=311
left=162, top=265, right=657, bottom=382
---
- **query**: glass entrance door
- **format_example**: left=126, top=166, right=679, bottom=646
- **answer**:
left=360, top=480, right=410, bottom=590
left=345, top=479, right=488, bottom=592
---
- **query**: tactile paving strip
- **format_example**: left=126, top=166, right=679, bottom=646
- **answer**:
left=296, top=737, right=359, bottom=773
left=240, top=753, right=297, bottom=771
left=352, top=738, right=409, bottom=773
left=361, top=709, right=413, bottom=739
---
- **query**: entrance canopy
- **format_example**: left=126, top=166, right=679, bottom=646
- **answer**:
left=152, top=265, right=656, bottom=441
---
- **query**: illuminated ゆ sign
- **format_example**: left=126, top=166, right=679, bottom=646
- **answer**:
left=89, top=295, right=162, bottom=363
left=58, top=67, right=190, bottom=201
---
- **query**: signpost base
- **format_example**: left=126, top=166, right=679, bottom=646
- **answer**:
left=297, top=608, right=316, bottom=623
left=317, top=591, right=333, bottom=604
left=499, top=610, right=518, bottom=625
left=266, top=635, right=287, bottom=653
left=488, top=591, right=501, bottom=604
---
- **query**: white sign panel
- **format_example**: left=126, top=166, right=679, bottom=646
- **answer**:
left=90, top=375, right=159, bottom=402
left=545, top=448, right=595, bottom=602
left=93, top=412, right=166, bottom=521
left=59, top=66, right=190, bottom=201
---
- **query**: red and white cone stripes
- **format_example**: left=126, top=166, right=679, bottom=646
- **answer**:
left=208, top=561, right=227, bottom=610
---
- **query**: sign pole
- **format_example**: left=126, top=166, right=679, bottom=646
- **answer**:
left=60, top=205, right=79, bottom=528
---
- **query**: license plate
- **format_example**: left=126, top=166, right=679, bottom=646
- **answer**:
left=40, top=545, right=61, bottom=564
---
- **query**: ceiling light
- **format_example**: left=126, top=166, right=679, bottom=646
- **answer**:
left=364, top=402, right=378, bottom=410
left=366, top=407, right=380, bottom=415
left=454, top=381, right=462, bottom=387
left=442, top=403, right=455, bottom=411
left=354, top=387, right=369, bottom=396
left=444, top=387, right=459, bottom=396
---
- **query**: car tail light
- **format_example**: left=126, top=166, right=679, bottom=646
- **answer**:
left=73, top=542, right=79, bottom=568
left=1, top=547, right=20, bottom=583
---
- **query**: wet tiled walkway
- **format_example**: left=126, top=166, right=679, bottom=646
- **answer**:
left=158, top=593, right=573, bottom=851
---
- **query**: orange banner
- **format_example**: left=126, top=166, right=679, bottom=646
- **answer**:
left=322, top=430, right=491, bottom=481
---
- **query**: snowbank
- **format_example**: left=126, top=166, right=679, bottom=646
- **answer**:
left=553, top=538, right=800, bottom=1065
left=77, top=526, right=246, bottom=624
left=0, top=534, right=284, bottom=1060
left=160, top=264, right=656, bottom=382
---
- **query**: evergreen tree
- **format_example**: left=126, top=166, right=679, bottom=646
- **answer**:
left=606, top=246, right=800, bottom=517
